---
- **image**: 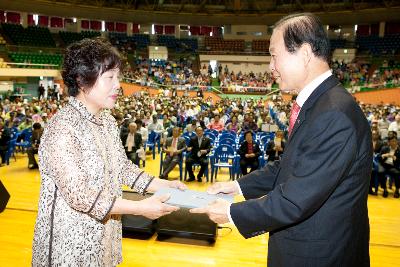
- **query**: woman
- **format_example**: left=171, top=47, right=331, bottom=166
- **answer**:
left=32, top=38, right=185, bottom=266
left=266, top=130, right=286, bottom=162
left=225, top=115, right=241, bottom=133
left=238, top=130, right=261, bottom=175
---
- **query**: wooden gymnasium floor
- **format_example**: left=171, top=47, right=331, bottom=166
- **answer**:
left=0, top=152, right=399, bottom=267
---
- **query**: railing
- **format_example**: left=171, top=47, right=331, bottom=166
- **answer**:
left=198, top=50, right=270, bottom=56
left=1, top=62, right=60, bottom=69
left=5, top=44, right=64, bottom=54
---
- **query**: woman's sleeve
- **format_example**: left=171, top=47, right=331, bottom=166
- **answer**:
left=40, top=124, right=116, bottom=222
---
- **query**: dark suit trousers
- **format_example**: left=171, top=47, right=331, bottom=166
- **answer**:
left=162, top=154, right=180, bottom=177
left=0, top=146, right=7, bottom=164
left=126, top=150, right=139, bottom=166
left=186, top=156, right=208, bottom=179
left=240, top=158, right=259, bottom=175
left=382, top=163, right=400, bottom=190
left=27, top=147, right=38, bottom=167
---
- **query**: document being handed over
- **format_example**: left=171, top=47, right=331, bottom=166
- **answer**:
left=154, top=188, right=234, bottom=209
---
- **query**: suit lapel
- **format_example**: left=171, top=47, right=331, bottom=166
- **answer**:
left=288, top=75, right=340, bottom=144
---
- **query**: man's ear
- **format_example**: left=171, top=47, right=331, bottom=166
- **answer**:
left=300, top=43, right=312, bottom=67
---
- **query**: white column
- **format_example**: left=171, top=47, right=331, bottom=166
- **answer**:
left=77, top=19, right=82, bottom=33
left=127, top=22, right=133, bottom=36
left=21, top=12, right=28, bottom=27
left=379, top=22, right=385, bottom=37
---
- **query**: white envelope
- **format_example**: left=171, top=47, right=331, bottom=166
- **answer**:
left=154, top=188, right=234, bottom=209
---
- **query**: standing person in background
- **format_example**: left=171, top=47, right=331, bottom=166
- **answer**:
left=37, top=84, right=45, bottom=100
left=192, top=13, right=372, bottom=267
left=0, top=120, right=11, bottom=166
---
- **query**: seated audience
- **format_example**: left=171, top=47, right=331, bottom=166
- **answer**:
left=121, top=122, right=142, bottom=165
left=238, top=131, right=261, bottom=175
left=266, top=130, right=286, bottom=162
left=186, top=126, right=211, bottom=182
left=207, top=114, right=225, bottom=132
left=379, top=136, right=400, bottom=198
left=160, top=127, right=186, bottom=179
left=27, top=122, right=43, bottom=169
left=370, top=130, right=384, bottom=195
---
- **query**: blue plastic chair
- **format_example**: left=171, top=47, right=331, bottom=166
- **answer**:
left=146, top=131, right=160, bottom=160
left=210, top=144, right=236, bottom=182
left=5, top=139, right=17, bottom=165
left=16, top=128, right=32, bottom=153
left=204, top=132, right=216, bottom=145
left=159, top=151, right=184, bottom=181
left=218, top=137, right=236, bottom=148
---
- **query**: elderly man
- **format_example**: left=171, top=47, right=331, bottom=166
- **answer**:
left=121, top=122, right=142, bottom=165
left=160, top=127, right=186, bottom=179
left=192, top=13, right=372, bottom=267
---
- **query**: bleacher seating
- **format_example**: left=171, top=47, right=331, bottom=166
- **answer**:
left=8, top=52, right=63, bottom=68
left=205, top=37, right=245, bottom=52
left=252, top=40, right=269, bottom=52
left=157, top=35, right=177, bottom=49
left=330, top=39, right=346, bottom=50
left=109, top=32, right=150, bottom=50
left=156, top=35, right=198, bottom=52
left=59, top=31, right=101, bottom=46
left=356, top=34, right=400, bottom=56
left=1, top=23, right=55, bottom=47
left=180, top=38, right=198, bottom=52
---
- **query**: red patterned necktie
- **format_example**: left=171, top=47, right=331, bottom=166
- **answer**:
left=288, top=101, right=301, bottom=136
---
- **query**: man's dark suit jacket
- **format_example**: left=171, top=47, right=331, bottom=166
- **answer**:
left=187, top=135, right=211, bottom=160
left=163, top=137, right=187, bottom=160
left=230, top=75, right=372, bottom=267
left=121, top=132, right=142, bottom=153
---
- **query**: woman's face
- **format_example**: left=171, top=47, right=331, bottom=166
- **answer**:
left=245, top=133, right=253, bottom=143
left=81, top=68, right=120, bottom=112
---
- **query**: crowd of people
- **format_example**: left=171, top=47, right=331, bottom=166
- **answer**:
left=119, top=56, right=400, bottom=96
left=1, top=86, right=399, bottom=198
left=331, top=60, right=400, bottom=92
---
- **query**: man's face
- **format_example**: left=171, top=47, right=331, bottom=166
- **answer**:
left=129, top=124, right=137, bottom=133
left=196, top=127, right=203, bottom=137
left=269, top=28, right=306, bottom=93
left=389, top=138, right=398, bottom=149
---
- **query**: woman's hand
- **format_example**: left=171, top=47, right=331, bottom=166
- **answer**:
left=137, top=194, right=179, bottom=220
left=147, top=177, right=187, bottom=193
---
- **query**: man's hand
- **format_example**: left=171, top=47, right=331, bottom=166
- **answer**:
left=200, top=149, right=208, bottom=155
left=206, top=181, right=239, bottom=195
left=138, top=194, right=179, bottom=220
left=190, top=199, right=230, bottom=224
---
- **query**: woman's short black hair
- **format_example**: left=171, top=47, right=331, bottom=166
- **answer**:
left=62, top=37, right=121, bottom=97
left=244, top=130, right=253, bottom=139
left=274, top=13, right=331, bottom=63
